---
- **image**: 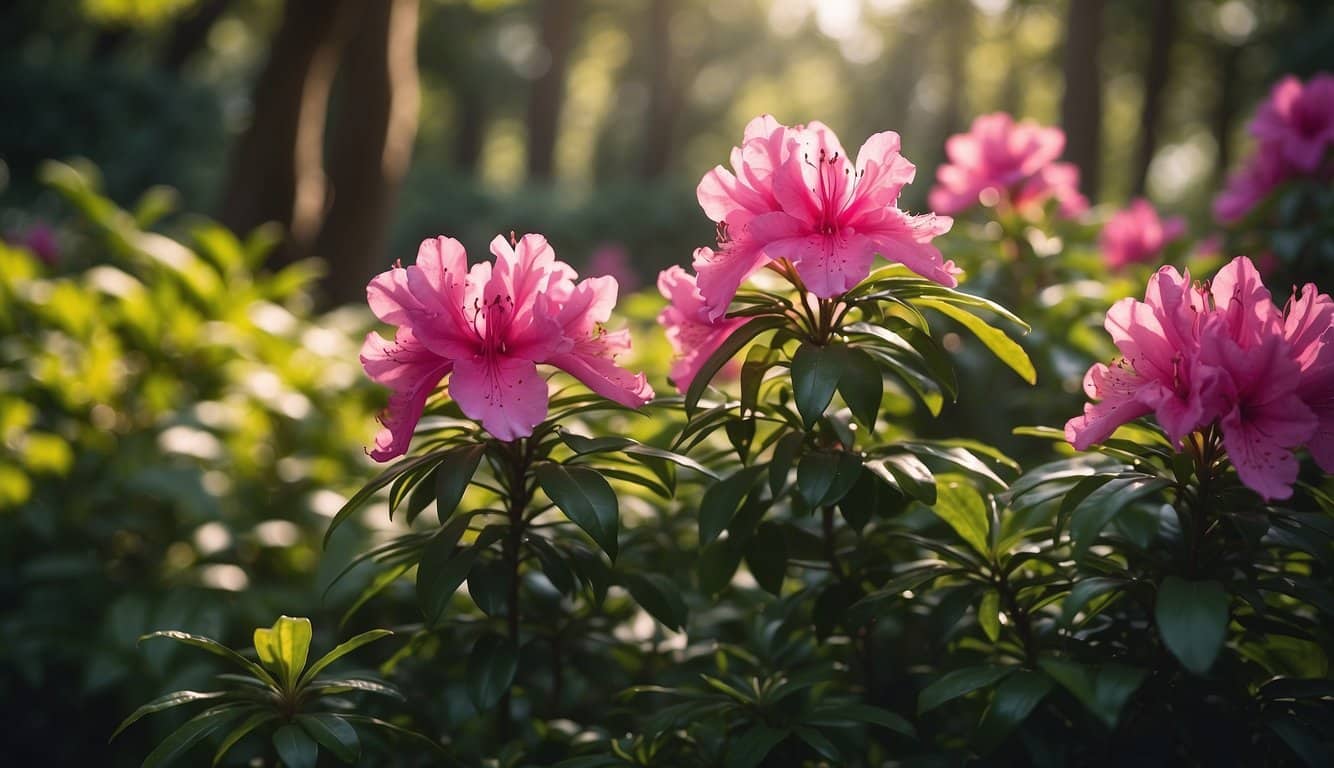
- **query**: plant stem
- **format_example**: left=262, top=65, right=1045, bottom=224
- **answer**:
left=498, top=439, right=532, bottom=743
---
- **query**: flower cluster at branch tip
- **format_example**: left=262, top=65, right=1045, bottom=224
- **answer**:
left=1066, top=255, right=1333, bottom=499
left=929, top=112, right=1088, bottom=222
left=1099, top=198, right=1186, bottom=269
left=1214, top=73, right=1334, bottom=223
left=691, top=115, right=957, bottom=313
left=361, top=234, right=653, bottom=459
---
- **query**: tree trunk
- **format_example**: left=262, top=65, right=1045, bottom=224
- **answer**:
left=1212, top=43, right=1243, bottom=185
left=1060, top=0, right=1104, bottom=202
left=1131, top=0, right=1177, bottom=196
left=160, top=0, right=233, bottom=73
left=525, top=0, right=579, bottom=181
left=218, top=0, right=363, bottom=267
left=316, top=0, right=422, bottom=306
left=639, top=0, right=677, bottom=178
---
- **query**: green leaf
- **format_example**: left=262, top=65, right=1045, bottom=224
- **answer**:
left=253, top=616, right=312, bottom=691
left=298, top=629, right=392, bottom=688
left=930, top=478, right=991, bottom=558
left=740, top=343, right=779, bottom=414
left=1069, top=477, right=1170, bottom=556
left=726, top=725, right=788, bottom=768
left=305, top=677, right=404, bottom=700
left=325, top=450, right=451, bottom=547
left=623, top=572, right=688, bottom=631
left=139, top=631, right=278, bottom=689
left=297, top=714, right=360, bottom=763
left=807, top=703, right=916, bottom=738
left=212, top=711, right=274, bottom=767
left=744, top=522, right=787, bottom=596
left=142, top=705, right=245, bottom=768
left=1155, top=577, right=1229, bottom=675
left=769, top=431, right=805, bottom=497
left=866, top=453, right=936, bottom=504
left=699, top=465, right=766, bottom=546
left=435, top=443, right=486, bottom=523
left=978, top=589, right=1001, bottom=642
left=918, top=665, right=1014, bottom=714
left=685, top=315, right=787, bottom=411
left=111, top=690, right=228, bottom=741
left=1038, top=659, right=1147, bottom=730
left=837, top=346, right=883, bottom=429
left=794, top=727, right=840, bottom=761
left=791, top=343, right=842, bottom=426
left=416, top=521, right=480, bottom=627
left=974, top=670, right=1053, bottom=752
left=467, top=633, right=518, bottom=711
left=273, top=723, right=318, bottom=768
left=797, top=451, right=862, bottom=508
left=1061, top=577, right=1127, bottom=625
left=537, top=463, right=620, bottom=560
left=698, top=536, right=745, bottom=595
left=917, top=299, right=1035, bottom=384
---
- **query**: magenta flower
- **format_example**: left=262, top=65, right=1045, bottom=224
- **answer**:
left=694, top=115, right=956, bottom=315
left=929, top=113, right=1088, bottom=220
left=1099, top=198, right=1186, bottom=269
left=361, top=234, right=653, bottom=459
left=657, top=260, right=748, bottom=392
left=1068, top=256, right=1332, bottom=499
left=1250, top=73, right=1334, bottom=173
left=1212, top=146, right=1291, bottom=224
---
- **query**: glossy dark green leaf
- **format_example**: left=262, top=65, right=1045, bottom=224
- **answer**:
left=974, top=670, right=1053, bottom=752
left=416, top=520, right=480, bottom=627
left=699, top=465, right=765, bottom=546
left=435, top=443, right=486, bottom=523
left=740, top=343, right=779, bottom=414
left=794, top=727, right=840, bottom=761
left=623, top=572, right=688, bottom=631
left=698, top=536, right=745, bottom=595
left=211, top=711, right=274, bottom=767
left=537, top=463, right=620, bottom=560
left=726, top=725, right=788, bottom=768
left=791, top=342, right=842, bottom=426
left=273, top=723, right=317, bottom=768
left=111, top=690, right=227, bottom=741
left=725, top=418, right=756, bottom=462
left=142, top=705, right=246, bottom=768
left=769, top=431, right=805, bottom=497
left=1061, top=577, right=1127, bottom=625
left=744, top=522, right=787, bottom=596
left=467, top=633, right=518, bottom=711
left=867, top=453, right=936, bottom=504
left=297, top=714, right=360, bottom=763
left=1156, top=577, right=1229, bottom=675
left=467, top=556, right=511, bottom=614
left=806, top=703, right=916, bottom=737
left=139, top=631, right=278, bottom=688
left=797, top=451, right=863, bottom=508
left=325, top=450, right=450, bottom=547
left=836, top=346, right=883, bottom=429
left=918, top=665, right=1014, bottom=714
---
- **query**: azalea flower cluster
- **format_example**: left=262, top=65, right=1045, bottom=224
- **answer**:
left=659, top=115, right=956, bottom=390
left=1214, top=73, right=1334, bottom=223
left=361, top=234, right=652, bottom=459
left=929, top=112, right=1088, bottom=221
left=1066, top=256, right=1333, bottom=499
left=1099, top=198, right=1186, bottom=269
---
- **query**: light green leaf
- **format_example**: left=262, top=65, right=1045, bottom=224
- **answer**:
left=253, top=616, right=312, bottom=691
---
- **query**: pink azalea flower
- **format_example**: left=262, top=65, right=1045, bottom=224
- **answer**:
left=1283, top=283, right=1334, bottom=471
left=1249, top=74, right=1334, bottom=173
left=694, top=115, right=956, bottom=315
left=588, top=241, right=639, bottom=292
left=1068, top=255, right=1331, bottom=500
left=1065, top=266, right=1218, bottom=450
left=656, top=260, right=748, bottom=392
left=929, top=112, right=1088, bottom=220
left=1212, top=146, right=1290, bottom=224
left=361, top=234, right=653, bottom=458
left=1099, top=198, right=1187, bottom=269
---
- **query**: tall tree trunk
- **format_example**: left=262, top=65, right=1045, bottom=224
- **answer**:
left=160, top=0, right=233, bottom=73
left=1212, top=43, right=1243, bottom=185
left=639, top=0, right=677, bottom=178
left=316, top=0, right=421, bottom=306
left=1060, top=0, right=1104, bottom=201
left=218, top=0, right=363, bottom=267
left=1131, top=0, right=1177, bottom=196
left=525, top=0, right=579, bottom=181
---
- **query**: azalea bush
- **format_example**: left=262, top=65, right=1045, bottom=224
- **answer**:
left=6, top=70, right=1331, bottom=767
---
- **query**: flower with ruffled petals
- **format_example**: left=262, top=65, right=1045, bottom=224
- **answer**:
left=361, top=234, right=652, bottom=458
left=929, top=112, right=1088, bottom=220
left=657, top=260, right=748, bottom=392
left=694, top=115, right=955, bottom=316
left=1283, top=283, right=1334, bottom=471
left=1099, top=198, right=1186, bottom=269
left=1250, top=74, right=1334, bottom=173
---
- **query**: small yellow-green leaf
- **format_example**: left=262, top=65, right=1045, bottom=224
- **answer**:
left=253, top=616, right=312, bottom=691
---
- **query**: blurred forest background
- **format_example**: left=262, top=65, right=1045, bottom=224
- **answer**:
left=3, top=0, right=1333, bottom=307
